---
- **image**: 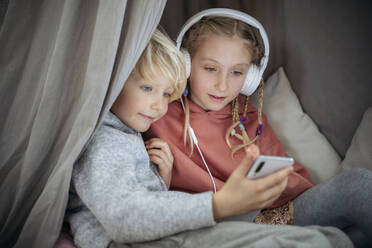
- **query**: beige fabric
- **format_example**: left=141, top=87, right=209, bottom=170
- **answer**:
left=341, top=107, right=372, bottom=171
left=251, top=67, right=341, bottom=184
left=0, top=0, right=166, bottom=247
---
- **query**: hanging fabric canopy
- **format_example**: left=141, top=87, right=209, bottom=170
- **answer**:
left=0, top=0, right=166, bottom=247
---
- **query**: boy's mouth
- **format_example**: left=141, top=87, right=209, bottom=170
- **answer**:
left=208, top=94, right=226, bottom=102
left=139, top=113, right=155, bottom=122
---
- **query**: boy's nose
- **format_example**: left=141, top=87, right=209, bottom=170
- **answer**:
left=151, top=97, right=166, bottom=112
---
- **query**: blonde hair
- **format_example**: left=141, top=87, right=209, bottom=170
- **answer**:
left=181, top=16, right=265, bottom=156
left=133, top=29, right=187, bottom=102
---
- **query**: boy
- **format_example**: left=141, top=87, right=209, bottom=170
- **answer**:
left=67, top=29, right=215, bottom=247
left=66, top=29, right=351, bottom=248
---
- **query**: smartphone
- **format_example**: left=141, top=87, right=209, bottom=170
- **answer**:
left=247, top=155, right=294, bottom=179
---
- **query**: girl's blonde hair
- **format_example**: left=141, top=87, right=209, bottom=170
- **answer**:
left=181, top=16, right=265, bottom=156
left=133, top=29, right=187, bottom=102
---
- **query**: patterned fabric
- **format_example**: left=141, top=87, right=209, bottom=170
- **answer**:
left=254, top=201, right=294, bottom=225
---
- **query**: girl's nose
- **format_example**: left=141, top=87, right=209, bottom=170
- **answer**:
left=215, top=73, right=228, bottom=91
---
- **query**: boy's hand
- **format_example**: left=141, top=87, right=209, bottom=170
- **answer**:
left=145, top=138, right=173, bottom=189
left=212, top=144, right=293, bottom=220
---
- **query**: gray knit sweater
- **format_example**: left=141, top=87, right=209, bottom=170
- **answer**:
left=67, top=112, right=215, bottom=248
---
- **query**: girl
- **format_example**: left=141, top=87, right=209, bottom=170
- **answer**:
left=144, top=8, right=372, bottom=247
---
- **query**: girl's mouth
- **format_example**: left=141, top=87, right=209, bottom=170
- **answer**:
left=208, top=94, right=226, bottom=102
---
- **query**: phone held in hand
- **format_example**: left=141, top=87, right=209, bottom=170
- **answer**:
left=247, top=155, right=294, bottom=179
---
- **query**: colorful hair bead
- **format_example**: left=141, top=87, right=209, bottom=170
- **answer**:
left=239, top=123, right=245, bottom=131
left=183, top=89, right=189, bottom=96
left=256, top=124, right=263, bottom=135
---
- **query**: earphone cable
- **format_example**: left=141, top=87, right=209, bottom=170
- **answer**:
left=194, top=140, right=217, bottom=193
left=180, top=97, right=217, bottom=193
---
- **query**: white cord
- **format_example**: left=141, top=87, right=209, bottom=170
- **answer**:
left=192, top=129, right=217, bottom=193
left=180, top=96, right=186, bottom=111
left=180, top=97, right=217, bottom=193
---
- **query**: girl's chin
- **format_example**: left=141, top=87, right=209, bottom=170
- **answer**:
left=203, top=101, right=227, bottom=111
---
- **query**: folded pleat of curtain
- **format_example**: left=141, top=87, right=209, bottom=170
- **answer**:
left=0, top=0, right=166, bottom=247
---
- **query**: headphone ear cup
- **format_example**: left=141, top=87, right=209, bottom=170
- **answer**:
left=240, top=64, right=260, bottom=96
left=181, top=49, right=191, bottom=78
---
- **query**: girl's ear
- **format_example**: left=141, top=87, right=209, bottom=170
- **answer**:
left=181, top=49, right=191, bottom=78
left=240, top=64, right=260, bottom=96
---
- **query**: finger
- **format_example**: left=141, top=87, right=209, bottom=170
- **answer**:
left=149, top=155, right=169, bottom=173
left=148, top=149, right=172, bottom=169
left=145, top=138, right=161, bottom=146
left=149, top=154, right=163, bottom=166
left=145, top=138, right=166, bottom=148
left=254, top=166, right=292, bottom=191
left=259, top=175, right=288, bottom=202
left=157, top=142, right=173, bottom=163
left=147, top=148, right=168, bottom=161
left=252, top=174, right=288, bottom=209
left=232, top=145, right=259, bottom=177
left=247, top=144, right=260, bottom=161
left=261, top=193, right=281, bottom=208
left=146, top=139, right=173, bottom=163
left=149, top=155, right=165, bottom=171
left=260, top=178, right=289, bottom=208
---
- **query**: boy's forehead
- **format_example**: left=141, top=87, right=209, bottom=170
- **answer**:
left=138, top=72, right=174, bottom=89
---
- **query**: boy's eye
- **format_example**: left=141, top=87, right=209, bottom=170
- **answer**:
left=205, top=67, right=216, bottom=72
left=141, top=86, right=152, bottom=91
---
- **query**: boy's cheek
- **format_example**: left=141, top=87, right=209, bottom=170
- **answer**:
left=157, top=105, right=169, bottom=120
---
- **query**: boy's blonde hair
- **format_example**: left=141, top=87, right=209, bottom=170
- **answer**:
left=132, top=29, right=186, bottom=102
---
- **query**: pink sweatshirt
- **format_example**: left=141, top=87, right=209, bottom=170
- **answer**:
left=144, top=95, right=314, bottom=208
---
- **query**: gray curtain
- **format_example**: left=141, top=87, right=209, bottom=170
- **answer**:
left=0, top=0, right=166, bottom=247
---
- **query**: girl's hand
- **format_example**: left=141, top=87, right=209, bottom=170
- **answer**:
left=145, top=138, right=174, bottom=189
left=212, top=144, right=293, bottom=220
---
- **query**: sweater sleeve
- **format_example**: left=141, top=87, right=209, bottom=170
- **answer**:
left=72, top=130, right=215, bottom=244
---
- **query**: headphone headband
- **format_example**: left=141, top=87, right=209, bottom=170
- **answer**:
left=176, top=8, right=270, bottom=95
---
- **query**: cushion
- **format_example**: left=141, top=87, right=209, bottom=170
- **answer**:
left=341, top=107, right=372, bottom=171
left=251, top=67, right=341, bottom=184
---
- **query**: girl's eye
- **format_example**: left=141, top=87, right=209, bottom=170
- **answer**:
left=205, top=67, right=216, bottom=72
left=141, top=86, right=152, bottom=91
left=163, top=92, right=171, bottom=98
left=232, top=70, right=243, bottom=76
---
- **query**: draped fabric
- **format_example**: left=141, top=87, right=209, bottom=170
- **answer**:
left=0, top=0, right=166, bottom=247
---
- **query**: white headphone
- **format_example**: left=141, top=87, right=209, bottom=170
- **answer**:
left=176, top=8, right=270, bottom=96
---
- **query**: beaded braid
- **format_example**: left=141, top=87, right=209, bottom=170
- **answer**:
left=225, top=79, right=264, bottom=156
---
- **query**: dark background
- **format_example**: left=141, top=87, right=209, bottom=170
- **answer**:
left=160, top=0, right=372, bottom=157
